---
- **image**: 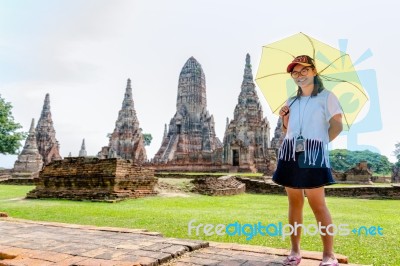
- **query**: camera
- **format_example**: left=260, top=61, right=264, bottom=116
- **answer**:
left=295, top=136, right=305, bottom=152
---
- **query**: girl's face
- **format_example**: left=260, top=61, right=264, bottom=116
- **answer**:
left=291, top=64, right=316, bottom=88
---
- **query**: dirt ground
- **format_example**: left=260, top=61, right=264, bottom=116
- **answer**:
left=155, top=178, right=195, bottom=197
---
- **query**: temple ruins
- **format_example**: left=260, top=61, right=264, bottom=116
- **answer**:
left=8, top=118, right=44, bottom=183
left=27, top=157, right=157, bottom=202
left=222, top=54, right=275, bottom=173
left=98, top=79, right=147, bottom=163
left=36, top=93, right=62, bottom=165
left=79, top=139, right=87, bottom=157
left=153, top=57, right=223, bottom=171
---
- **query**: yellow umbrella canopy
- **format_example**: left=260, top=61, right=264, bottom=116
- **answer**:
left=255, top=32, right=368, bottom=131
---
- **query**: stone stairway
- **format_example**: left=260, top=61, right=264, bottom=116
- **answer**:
left=162, top=134, right=179, bottom=162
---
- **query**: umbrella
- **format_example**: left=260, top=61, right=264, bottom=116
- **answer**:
left=255, top=32, right=368, bottom=130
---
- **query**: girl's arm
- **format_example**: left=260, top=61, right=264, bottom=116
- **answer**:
left=328, top=114, right=343, bottom=142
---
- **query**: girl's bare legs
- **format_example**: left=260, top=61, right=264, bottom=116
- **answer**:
left=305, top=187, right=336, bottom=262
left=285, top=187, right=304, bottom=257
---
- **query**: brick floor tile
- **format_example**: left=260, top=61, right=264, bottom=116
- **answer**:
left=178, top=256, right=220, bottom=265
left=52, top=255, right=88, bottom=266
left=131, top=249, right=172, bottom=262
left=25, top=250, right=73, bottom=262
left=160, top=245, right=188, bottom=257
left=0, top=257, right=54, bottom=266
left=115, top=243, right=141, bottom=250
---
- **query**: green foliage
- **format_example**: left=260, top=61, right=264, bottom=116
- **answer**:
left=0, top=95, right=25, bottom=154
left=143, top=133, right=152, bottom=146
left=393, top=142, right=400, bottom=167
left=329, top=149, right=392, bottom=175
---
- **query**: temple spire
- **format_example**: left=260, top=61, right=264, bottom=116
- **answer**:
left=29, top=118, right=35, bottom=133
left=21, top=118, right=39, bottom=152
left=98, top=78, right=147, bottom=162
left=79, top=138, right=87, bottom=157
left=122, top=79, right=134, bottom=109
left=13, top=118, right=43, bottom=174
left=176, top=57, right=207, bottom=112
left=242, top=53, right=254, bottom=88
left=163, top=124, right=168, bottom=139
left=222, top=53, right=271, bottom=172
left=36, top=93, right=62, bottom=165
left=41, top=93, right=51, bottom=116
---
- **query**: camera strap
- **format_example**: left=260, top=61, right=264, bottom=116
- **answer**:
left=298, top=96, right=311, bottom=136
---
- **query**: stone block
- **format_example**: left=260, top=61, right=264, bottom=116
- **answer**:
left=26, top=158, right=157, bottom=202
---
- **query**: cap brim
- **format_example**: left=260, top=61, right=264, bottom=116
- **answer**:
left=287, top=62, right=312, bottom=73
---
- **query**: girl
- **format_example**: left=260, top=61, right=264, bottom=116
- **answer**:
left=274, top=55, right=342, bottom=266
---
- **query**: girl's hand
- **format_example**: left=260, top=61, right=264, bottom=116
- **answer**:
left=279, top=106, right=290, bottom=117
left=279, top=106, right=290, bottom=133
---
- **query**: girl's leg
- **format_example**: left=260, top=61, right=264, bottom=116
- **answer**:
left=285, top=187, right=305, bottom=256
left=305, top=187, right=336, bottom=262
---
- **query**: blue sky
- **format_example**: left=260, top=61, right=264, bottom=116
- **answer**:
left=1, top=0, right=399, bottom=168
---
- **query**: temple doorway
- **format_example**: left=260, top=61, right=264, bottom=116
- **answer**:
left=232, top=149, right=239, bottom=166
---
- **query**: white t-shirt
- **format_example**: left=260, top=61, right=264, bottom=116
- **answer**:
left=279, top=89, right=343, bottom=166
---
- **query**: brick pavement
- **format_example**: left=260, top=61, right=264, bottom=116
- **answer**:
left=0, top=218, right=367, bottom=266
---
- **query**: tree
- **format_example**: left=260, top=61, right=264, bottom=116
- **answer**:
left=330, top=149, right=393, bottom=175
left=0, top=95, right=25, bottom=154
left=329, top=149, right=352, bottom=171
left=143, top=133, right=152, bottom=146
left=393, top=142, right=400, bottom=167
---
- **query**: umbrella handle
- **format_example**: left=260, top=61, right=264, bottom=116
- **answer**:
left=288, top=96, right=299, bottom=108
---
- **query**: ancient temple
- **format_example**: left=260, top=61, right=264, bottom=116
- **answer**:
left=27, top=157, right=158, bottom=202
left=79, top=139, right=87, bottom=157
left=13, top=118, right=43, bottom=176
left=36, top=93, right=62, bottom=165
left=98, top=79, right=147, bottom=163
left=333, top=161, right=373, bottom=184
left=153, top=57, right=222, bottom=170
left=222, top=54, right=275, bottom=173
left=270, top=117, right=285, bottom=154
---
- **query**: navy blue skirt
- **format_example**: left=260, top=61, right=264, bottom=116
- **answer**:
left=272, top=151, right=336, bottom=189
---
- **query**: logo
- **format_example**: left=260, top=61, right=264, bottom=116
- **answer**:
left=188, top=220, right=383, bottom=241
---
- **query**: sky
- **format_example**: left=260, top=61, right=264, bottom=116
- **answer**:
left=1, top=0, right=399, bottom=168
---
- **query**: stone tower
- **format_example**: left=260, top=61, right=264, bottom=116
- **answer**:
left=13, top=118, right=43, bottom=174
left=222, top=54, right=273, bottom=172
left=36, top=94, right=62, bottom=165
left=153, top=57, right=222, bottom=164
left=79, top=139, right=87, bottom=157
left=270, top=117, right=285, bottom=155
left=98, top=79, right=147, bottom=163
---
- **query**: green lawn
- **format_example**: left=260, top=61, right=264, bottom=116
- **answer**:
left=0, top=185, right=398, bottom=265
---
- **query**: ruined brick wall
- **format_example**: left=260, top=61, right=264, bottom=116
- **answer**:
left=191, top=176, right=245, bottom=196
left=27, top=157, right=157, bottom=202
left=153, top=149, right=224, bottom=172
left=236, top=177, right=400, bottom=199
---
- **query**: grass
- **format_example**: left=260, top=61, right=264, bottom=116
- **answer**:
left=0, top=185, right=399, bottom=265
